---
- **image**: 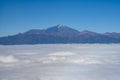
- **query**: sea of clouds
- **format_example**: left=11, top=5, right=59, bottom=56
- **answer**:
left=0, top=44, right=120, bottom=80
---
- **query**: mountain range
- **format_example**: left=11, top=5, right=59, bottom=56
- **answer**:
left=0, top=24, right=120, bottom=45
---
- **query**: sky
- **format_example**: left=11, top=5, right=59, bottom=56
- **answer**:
left=0, top=0, right=120, bottom=37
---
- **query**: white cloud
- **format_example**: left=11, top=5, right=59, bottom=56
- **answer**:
left=0, top=44, right=119, bottom=80
left=0, top=55, right=18, bottom=63
left=22, top=60, right=31, bottom=64
left=17, top=52, right=38, bottom=55
left=37, top=56, right=66, bottom=64
left=69, top=58, right=103, bottom=64
left=49, top=51, right=75, bottom=56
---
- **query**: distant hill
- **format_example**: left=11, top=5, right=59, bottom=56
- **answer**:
left=0, top=24, right=120, bottom=45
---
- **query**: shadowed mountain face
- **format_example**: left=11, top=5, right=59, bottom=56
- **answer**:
left=46, top=24, right=79, bottom=36
left=0, top=25, right=120, bottom=45
left=25, top=24, right=79, bottom=36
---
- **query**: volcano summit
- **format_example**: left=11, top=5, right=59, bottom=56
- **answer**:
left=0, top=25, right=120, bottom=45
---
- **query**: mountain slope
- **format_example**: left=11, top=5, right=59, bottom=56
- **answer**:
left=0, top=25, right=120, bottom=45
left=45, top=24, right=79, bottom=36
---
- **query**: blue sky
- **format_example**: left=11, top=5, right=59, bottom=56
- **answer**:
left=0, top=0, right=120, bottom=37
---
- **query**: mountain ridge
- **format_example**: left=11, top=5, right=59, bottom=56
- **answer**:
left=0, top=25, right=120, bottom=45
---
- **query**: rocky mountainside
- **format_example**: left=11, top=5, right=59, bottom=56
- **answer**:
left=0, top=25, right=120, bottom=45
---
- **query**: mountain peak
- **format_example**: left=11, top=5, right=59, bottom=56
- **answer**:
left=81, top=30, right=95, bottom=33
left=46, top=25, right=79, bottom=34
left=0, top=25, right=120, bottom=45
left=79, top=30, right=99, bottom=36
left=80, top=30, right=97, bottom=34
left=104, top=32, right=120, bottom=38
left=56, top=24, right=63, bottom=28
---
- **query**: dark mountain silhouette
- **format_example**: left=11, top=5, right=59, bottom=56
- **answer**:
left=0, top=25, right=120, bottom=45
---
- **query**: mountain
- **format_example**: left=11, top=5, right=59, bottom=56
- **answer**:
left=0, top=25, right=120, bottom=45
left=104, top=32, right=120, bottom=38
left=24, top=24, right=79, bottom=36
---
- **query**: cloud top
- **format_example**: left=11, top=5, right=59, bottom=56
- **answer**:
left=49, top=51, right=75, bottom=56
left=0, top=55, right=18, bottom=63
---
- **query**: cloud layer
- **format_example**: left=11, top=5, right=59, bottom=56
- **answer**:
left=0, top=55, right=18, bottom=63
left=0, top=44, right=120, bottom=80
